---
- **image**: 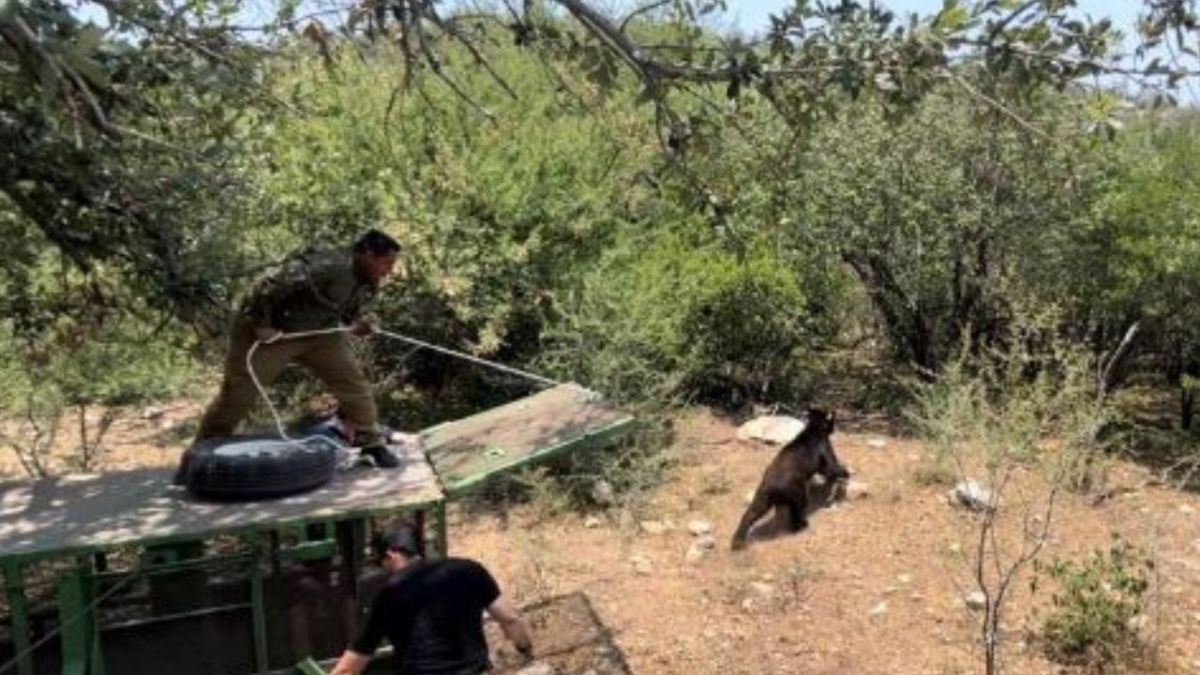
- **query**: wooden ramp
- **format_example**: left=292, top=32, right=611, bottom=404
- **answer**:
left=420, top=384, right=636, bottom=496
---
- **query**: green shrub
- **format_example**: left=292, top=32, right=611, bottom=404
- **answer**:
left=907, top=316, right=1113, bottom=491
left=1033, top=536, right=1153, bottom=666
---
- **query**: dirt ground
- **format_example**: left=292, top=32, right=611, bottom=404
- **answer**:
left=452, top=411, right=1200, bottom=675
left=2, top=405, right=1199, bottom=674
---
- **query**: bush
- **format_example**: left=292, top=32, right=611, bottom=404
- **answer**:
left=907, top=317, right=1113, bottom=491
left=1033, top=536, right=1154, bottom=666
left=540, top=228, right=830, bottom=408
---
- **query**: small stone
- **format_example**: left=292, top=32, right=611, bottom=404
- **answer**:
left=694, top=534, right=716, bottom=550
left=844, top=480, right=871, bottom=500
left=869, top=601, right=888, bottom=617
left=688, top=519, right=713, bottom=536
left=591, top=479, right=616, bottom=506
left=515, top=663, right=554, bottom=675
left=867, top=438, right=888, bottom=449
left=685, top=545, right=708, bottom=564
left=882, top=586, right=899, bottom=596
left=897, top=573, right=913, bottom=585
left=750, top=582, right=775, bottom=598
left=1127, top=614, right=1151, bottom=636
left=630, top=555, right=653, bottom=575
left=640, top=520, right=668, bottom=535
left=949, top=479, right=996, bottom=512
left=909, top=592, right=924, bottom=602
left=1139, top=506, right=1152, bottom=515
left=1179, top=504, right=1196, bottom=515
left=584, top=516, right=602, bottom=529
left=744, top=490, right=756, bottom=505
left=948, top=542, right=963, bottom=555
left=741, top=598, right=755, bottom=612
left=964, top=591, right=987, bottom=611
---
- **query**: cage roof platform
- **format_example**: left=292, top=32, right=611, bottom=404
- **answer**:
left=0, top=384, right=634, bottom=564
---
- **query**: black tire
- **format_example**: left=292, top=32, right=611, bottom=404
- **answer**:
left=181, top=435, right=340, bottom=501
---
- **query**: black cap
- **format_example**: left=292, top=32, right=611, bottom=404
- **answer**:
left=373, top=525, right=420, bottom=559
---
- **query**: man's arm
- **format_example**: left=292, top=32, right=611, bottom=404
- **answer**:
left=486, top=594, right=533, bottom=657
left=328, top=650, right=371, bottom=675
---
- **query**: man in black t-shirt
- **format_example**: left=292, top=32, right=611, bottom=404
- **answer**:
left=330, top=526, right=533, bottom=675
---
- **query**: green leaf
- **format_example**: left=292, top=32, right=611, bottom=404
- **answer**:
left=74, top=24, right=105, bottom=54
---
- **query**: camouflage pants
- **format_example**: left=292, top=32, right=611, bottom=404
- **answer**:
left=194, top=319, right=382, bottom=445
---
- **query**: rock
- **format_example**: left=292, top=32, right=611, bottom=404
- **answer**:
left=685, top=545, right=708, bottom=564
left=869, top=601, right=888, bottom=617
left=1127, top=614, right=1151, bottom=637
left=867, top=438, right=888, bottom=449
left=590, top=480, right=616, bottom=506
left=909, top=592, right=925, bottom=602
left=1180, top=504, right=1196, bottom=515
left=630, top=555, right=653, bottom=575
left=142, top=405, right=166, bottom=420
left=584, top=515, right=602, bottom=529
left=844, top=480, right=871, bottom=500
left=882, top=586, right=899, bottom=596
left=687, top=519, right=713, bottom=536
left=640, top=520, right=669, bottom=535
left=949, top=480, right=996, bottom=512
left=744, top=490, right=756, bottom=505
left=948, top=542, right=963, bottom=555
left=897, top=573, right=913, bottom=585
left=737, top=415, right=807, bottom=446
left=694, top=534, right=716, bottom=550
left=750, top=582, right=775, bottom=598
left=515, top=663, right=555, bottom=675
left=964, top=591, right=987, bottom=611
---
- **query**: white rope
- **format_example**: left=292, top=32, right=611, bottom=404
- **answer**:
left=244, top=324, right=568, bottom=447
left=244, top=325, right=353, bottom=444
left=375, top=329, right=566, bottom=388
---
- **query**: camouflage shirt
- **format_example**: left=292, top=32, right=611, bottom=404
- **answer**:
left=240, top=247, right=376, bottom=332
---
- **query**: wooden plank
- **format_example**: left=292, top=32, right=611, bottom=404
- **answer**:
left=422, top=384, right=636, bottom=496
left=0, top=443, right=441, bottom=563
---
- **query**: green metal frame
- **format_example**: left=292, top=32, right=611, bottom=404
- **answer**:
left=3, top=560, right=33, bottom=675
left=2, top=385, right=631, bottom=675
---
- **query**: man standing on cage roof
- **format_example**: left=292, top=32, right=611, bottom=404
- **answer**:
left=186, top=228, right=404, bottom=474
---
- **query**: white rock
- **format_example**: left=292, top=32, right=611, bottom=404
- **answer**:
left=869, top=601, right=888, bottom=617
left=949, top=480, right=996, bottom=512
left=844, top=480, right=871, bottom=500
left=867, top=438, right=888, bottom=449
left=630, top=555, right=653, bottom=575
left=736, top=415, right=806, bottom=446
left=640, top=520, right=669, bottom=535
left=694, top=534, right=716, bottom=550
left=964, top=591, right=987, bottom=611
left=591, top=480, right=616, bottom=506
left=744, top=490, right=756, bottom=505
left=1127, top=614, right=1151, bottom=636
left=515, top=663, right=554, bottom=675
left=685, top=545, right=708, bottom=564
left=897, top=573, right=913, bottom=585
left=688, top=519, right=713, bottom=536
left=1179, top=504, right=1196, bottom=515
left=584, top=516, right=602, bottom=529
left=750, top=582, right=775, bottom=598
